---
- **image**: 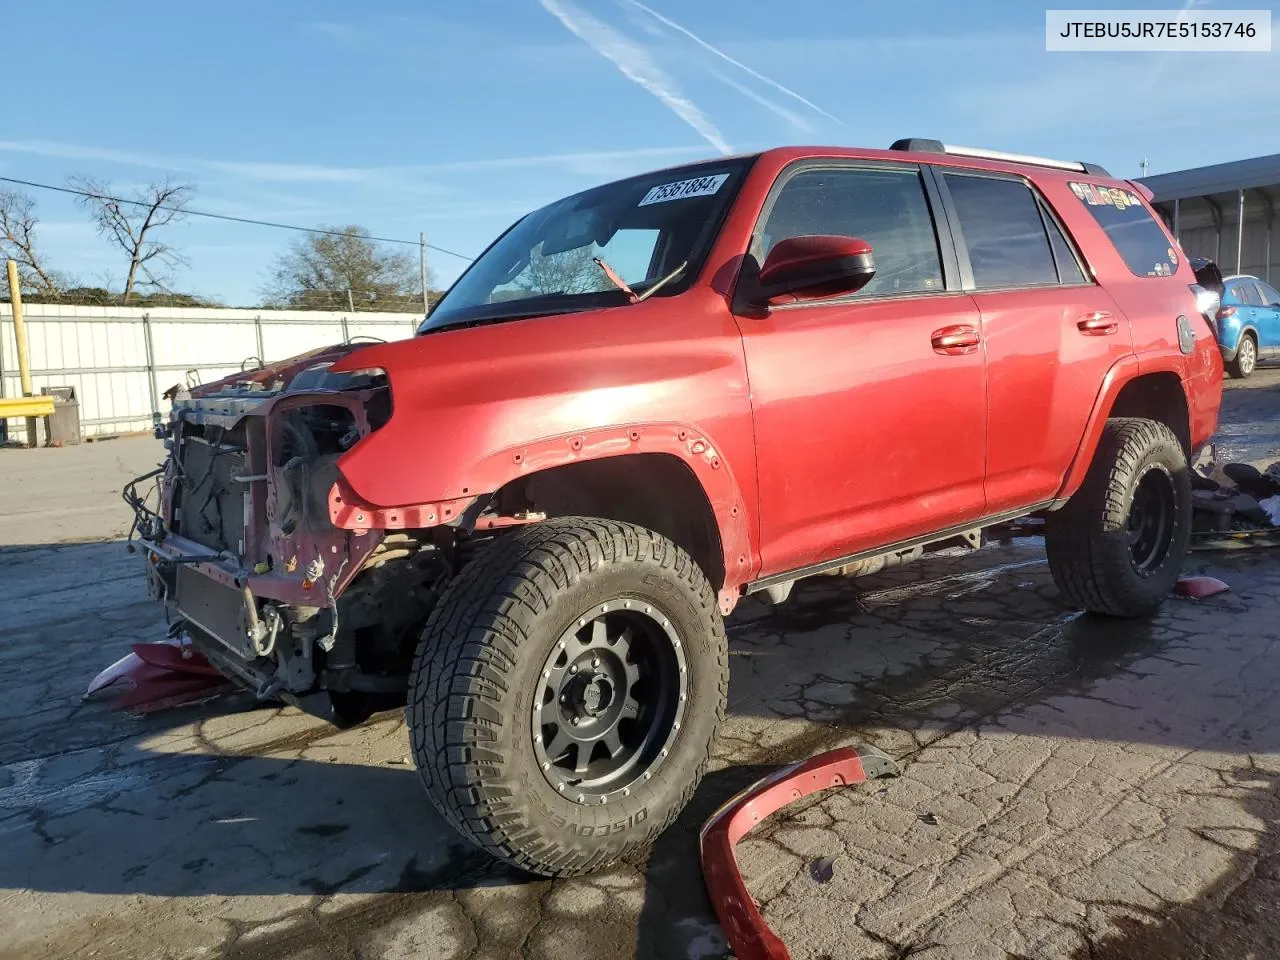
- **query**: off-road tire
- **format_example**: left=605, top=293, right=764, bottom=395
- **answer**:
left=408, top=517, right=729, bottom=877
left=1226, top=332, right=1257, bottom=379
left=1045, top=417, right=1191, bottom=618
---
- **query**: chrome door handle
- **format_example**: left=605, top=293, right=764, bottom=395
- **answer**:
left=1077, top=312, right=1118, bottom=335
left=931, top=325, right=981, bottom=355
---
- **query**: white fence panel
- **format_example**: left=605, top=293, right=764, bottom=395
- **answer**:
left=0, top=305, right=419, bottom=444
left=349, top=317, right=420, bottom=343
left=259, top=320, right=346, bottom=361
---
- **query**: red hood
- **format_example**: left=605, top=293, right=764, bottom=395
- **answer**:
left=190, top=342, right=371, bottom=396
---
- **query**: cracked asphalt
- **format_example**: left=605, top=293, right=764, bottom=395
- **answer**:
left=3, top=367, right=1280, bottom=960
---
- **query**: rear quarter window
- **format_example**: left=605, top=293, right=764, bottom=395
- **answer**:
left=1067, top=182, right=1178, bottom=278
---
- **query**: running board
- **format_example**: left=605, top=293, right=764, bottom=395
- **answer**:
left=746, top=503, right=1053, bottom=602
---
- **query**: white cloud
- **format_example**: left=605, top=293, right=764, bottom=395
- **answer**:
left=0, top=139, right=187, bottom=173
left=0, top=138, right=715, bottom=191
left=305, top=21, right=356, bottom=40
left=202, top=160, right=384, bottom=184
left=405, top=144, right=712, bottom=175
left=0, top=138, right=396, bottom=187
left=537, top=0, right=732, bottom=154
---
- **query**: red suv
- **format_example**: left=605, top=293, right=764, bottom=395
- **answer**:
left=130, top=139, right=1223, bottom=877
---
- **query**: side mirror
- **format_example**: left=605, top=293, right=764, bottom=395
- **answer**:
left=754, top=235, right=876, bottom=305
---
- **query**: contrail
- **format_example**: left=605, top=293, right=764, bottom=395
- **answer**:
left=539, top=0, right=732, bottom=155
left=624, top=0, right=842, bottom=125
left=708, top=69, right=814, bottom=134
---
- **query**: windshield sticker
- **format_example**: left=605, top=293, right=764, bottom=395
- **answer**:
left=1069, top=182, right=1141, bottom=210
left=639, top=173, right=730, bottom=206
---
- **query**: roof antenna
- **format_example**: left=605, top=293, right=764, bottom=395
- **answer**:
left=1140, top=157, right=1150, bottom=177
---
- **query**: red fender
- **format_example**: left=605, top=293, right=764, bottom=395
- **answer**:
left=699, top=746, right=901, bottom=960
left=330, top=422, right=757, bottom=607
left=1054, top=354, right=1203, bottom=503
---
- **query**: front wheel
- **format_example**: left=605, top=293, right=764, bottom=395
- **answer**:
left=408, top=518, right=729, bottom=877
left=1045, top=418, right=1191, bottom=618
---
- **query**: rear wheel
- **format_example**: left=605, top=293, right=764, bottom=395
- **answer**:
left=1227, top=332, right=1257, bottom=379
left=408, top=518, right=728, bottom=877
left=1045, top=418, right=1191, bottom=618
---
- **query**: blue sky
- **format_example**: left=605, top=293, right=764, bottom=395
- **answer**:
left=3, top=0, right=1278, bottom=306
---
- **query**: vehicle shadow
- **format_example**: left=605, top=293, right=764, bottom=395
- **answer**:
left=1066, top=766, right=1280, bottom=960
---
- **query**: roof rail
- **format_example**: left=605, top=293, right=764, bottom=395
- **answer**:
left=889, top=139, right=1110, bottom=177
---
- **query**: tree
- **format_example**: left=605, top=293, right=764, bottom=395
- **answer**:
left=262, top=225, right=430, bottom=312
left=0, top=189, right=62, bottom=297
left=515, top=244, right=604, bottom=297
left=69, top=176, right=193, bottom=304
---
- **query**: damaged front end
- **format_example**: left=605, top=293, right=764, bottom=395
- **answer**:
left=124, top=349, right=459, bottom=723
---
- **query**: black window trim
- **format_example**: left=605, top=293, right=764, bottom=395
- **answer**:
left=932, top=166, right=1099, bottom=295
left=734, top=157, right=963, bottom=314
left=1035, top=195, right=1089, bottom=285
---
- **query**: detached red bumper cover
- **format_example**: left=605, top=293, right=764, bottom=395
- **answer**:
left=699, top=745, right=901, bottom=960
left=85, top=632, right=230, bottom=713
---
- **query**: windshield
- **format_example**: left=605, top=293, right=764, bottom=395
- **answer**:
left=421, top=156, right=755, bottom=331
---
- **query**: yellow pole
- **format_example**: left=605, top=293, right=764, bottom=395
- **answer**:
left=5, top=259, right=38, bottom=446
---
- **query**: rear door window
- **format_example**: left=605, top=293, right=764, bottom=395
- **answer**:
left=1257, top=281, right=1280, bottom=307
left=1067, top=182, right=1178, bottom=277
left=1235, top=282, right=1265, bottom=306
left=757, top=165, right=945, bottom=298
left=942, top=174, right=1060, bottom=289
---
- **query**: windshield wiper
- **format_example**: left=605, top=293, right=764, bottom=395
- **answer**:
left=636, top=260, right=688, bottom=302
left=592, top=257, right=638, bottom=303
left=592, top=258, right=688, bottom=305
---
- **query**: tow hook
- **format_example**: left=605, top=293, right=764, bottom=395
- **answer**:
left=256, top=673, right=285, bottom=701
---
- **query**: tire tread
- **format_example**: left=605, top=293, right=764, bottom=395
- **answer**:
left=408, top=517, right=729, bottom=877
left=1045, top=417, right=1191, bottom=618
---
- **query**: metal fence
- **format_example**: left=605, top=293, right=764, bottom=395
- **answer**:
left=0, top=304, right=420, bottom=444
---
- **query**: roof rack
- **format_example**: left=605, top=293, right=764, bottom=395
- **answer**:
left=889, top=139, right=1110, bottom=177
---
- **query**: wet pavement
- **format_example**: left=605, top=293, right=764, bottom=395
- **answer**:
left=2, top=369, right=1279, bottom=960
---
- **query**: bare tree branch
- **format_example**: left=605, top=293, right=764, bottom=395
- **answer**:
left=0, top=188, right=62, bottom=297
left=69, top=176, right=194, bottom=303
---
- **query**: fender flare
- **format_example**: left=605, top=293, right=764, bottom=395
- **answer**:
left=330, top=422, right=756, bottom=607
left=1054, top=354, right=1191, bottom=503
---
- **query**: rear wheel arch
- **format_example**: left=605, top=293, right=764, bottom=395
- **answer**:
left=1232, top=324, right=1259, bottom=352
left=1108, top=373, right=1191, bottom=458
left=1227, top=329, right=1258, bottom=378
left=1057, top=362, right=1192, bottom=502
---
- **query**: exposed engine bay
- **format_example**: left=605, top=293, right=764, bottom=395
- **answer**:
left=124, top=352, right=498, bottom=723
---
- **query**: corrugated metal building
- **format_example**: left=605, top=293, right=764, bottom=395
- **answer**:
left=1140, top=154, right=1280, bottom=283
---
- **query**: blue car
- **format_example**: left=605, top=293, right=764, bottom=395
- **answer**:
left=1217, top=274, right=1280, bottom=378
